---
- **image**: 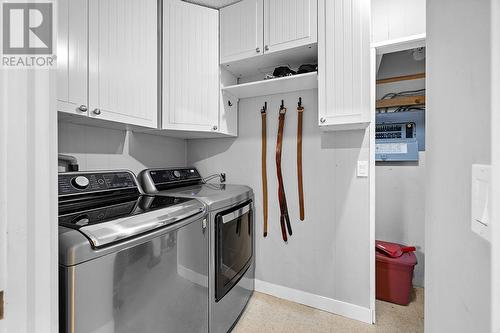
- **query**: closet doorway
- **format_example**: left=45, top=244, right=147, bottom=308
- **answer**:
left=371, top=38, right=426, bottom=329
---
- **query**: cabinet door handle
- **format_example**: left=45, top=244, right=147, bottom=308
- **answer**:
left=93, top=108, right=101, bottom=115
left=320, top=117, right=326, bottom=124
left=264, top=45, right=269, bottom=51
left=256, top=47, right=260, bottom=53
left=212, top=125, right=218, bottom=131
left=78, top=105, right=88, bottom=112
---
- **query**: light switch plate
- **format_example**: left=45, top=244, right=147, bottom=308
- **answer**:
left=357, top=160, right=369, bottom=178
left=471, top=164, right=491, bottom=242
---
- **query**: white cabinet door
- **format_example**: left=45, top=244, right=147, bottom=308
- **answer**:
left=372, top=0, right=425, bottom=43
left=163, top=0, right=219, bottom=132
left=220, top=0, right=264, bottom=64
left=318, top=0, right=371, bottom=130
left=57, top=0, right=88, bottom=116
left=88, top=0, right=158, bottom=128
left=263, top=0, right=317, bottom=54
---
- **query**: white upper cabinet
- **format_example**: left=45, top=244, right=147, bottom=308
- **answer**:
left=263, top=0, right=317, bottom=54
left=318, top=0, right=371, bottom=130
left=88, top=0, right=158, bottom=128
left=220, top=0, right=264, bottom=64
left=220, top=0, right=317, bottom=64
left=163, top=0, right=220, bottom=133
left=372, top=0, right=425, bottom=43
left=57, top=0, right=88, bottom=116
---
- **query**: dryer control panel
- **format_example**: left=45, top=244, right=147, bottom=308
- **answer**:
left=149, top=168, right=201, bottom=185
left=139, top=168, right=203, bottom=192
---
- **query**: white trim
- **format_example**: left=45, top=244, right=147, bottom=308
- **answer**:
left=491, top=0, right=500, bottom=331
left=369, top=47, right=377, bottom=324
left=254, top=279, right=373, bottom=324
left=0, top=64, right=58, bottom=332
left=367, top=36, right=429, bottom=326
left=371, top=33, right=426, bottom=55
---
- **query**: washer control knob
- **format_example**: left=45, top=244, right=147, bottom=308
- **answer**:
left=72, top=176, right=90, bottom=190
left=173, top=170, right=181, bottom=179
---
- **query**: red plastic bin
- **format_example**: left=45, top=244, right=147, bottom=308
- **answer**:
left=375, top=240, right=417, bottom=305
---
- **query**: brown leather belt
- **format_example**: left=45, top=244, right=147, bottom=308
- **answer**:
left=297, top=98, right=305, bottom=221
left=261, top=102, right=268, bottom=237
left=276, top=101, right=292, bottom=241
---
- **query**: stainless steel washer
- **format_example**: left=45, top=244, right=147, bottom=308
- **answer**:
left=138, top=168, right=255, bottom=333
left=58, top=170, right=209, bottom=333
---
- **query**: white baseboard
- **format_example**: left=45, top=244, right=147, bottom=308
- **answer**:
left=254, top=279, right=373, bottom=324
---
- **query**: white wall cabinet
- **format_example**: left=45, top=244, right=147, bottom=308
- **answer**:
left=318, top=0, right=371, bottom=130
left=263, top=0, right=317, bottom=54
left=220, top=0, right=317, bottom=64
left=163, top=0, right=222, bottom=133
left=88, top=0, right=158, bottom=128
left=57, top=0, right=158, bottom=128
left=58, top=0, right=237, bottom=137
left=57, top=0, right=88, bottom=116
left=220, top=0, right=264, bottom=64
left=372, top=0, right=425, bottom=44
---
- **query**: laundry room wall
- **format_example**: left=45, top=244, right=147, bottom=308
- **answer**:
left=375, top=50, right=426, bottom=287
left=58, top=122, right=187, bottom=175
left=426, top=0, right=491, bottom=332
left=187, top=89, right=372, bottom=313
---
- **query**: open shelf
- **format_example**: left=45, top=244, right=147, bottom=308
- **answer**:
left=222, top=72, right=318, bottom=99
left=376, top=95, right=425, bottom=109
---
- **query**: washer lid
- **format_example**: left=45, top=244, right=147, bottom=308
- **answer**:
left=155, top=184, right=253, bottom=210
left=59, top=195, right=204, bottom=248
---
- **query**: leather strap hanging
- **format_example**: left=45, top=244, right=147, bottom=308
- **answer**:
left=297, top=98, right=305, bottom=221
left=261, top=102, right=268, bottom=237
left=276, top=100, right=292, bottom=241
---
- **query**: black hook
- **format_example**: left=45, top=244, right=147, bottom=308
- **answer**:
left=228, top=100, right=233, bottom=107
left=280, top=100, right=285, bottom=109
left=298, top=97, right=302, bottom=107
left=261, top=101, right=267, bottom=113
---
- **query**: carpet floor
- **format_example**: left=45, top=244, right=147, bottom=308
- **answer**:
left=233, top=288, right=424, bottom=333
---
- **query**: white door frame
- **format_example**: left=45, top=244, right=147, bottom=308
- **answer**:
left=369, top=34, right=426, bottom=324
left=491, top=1, right=500, bottom=332
left=0, top=51, right=58, bottom=333
left=369, top=47, right=376, bottom=324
